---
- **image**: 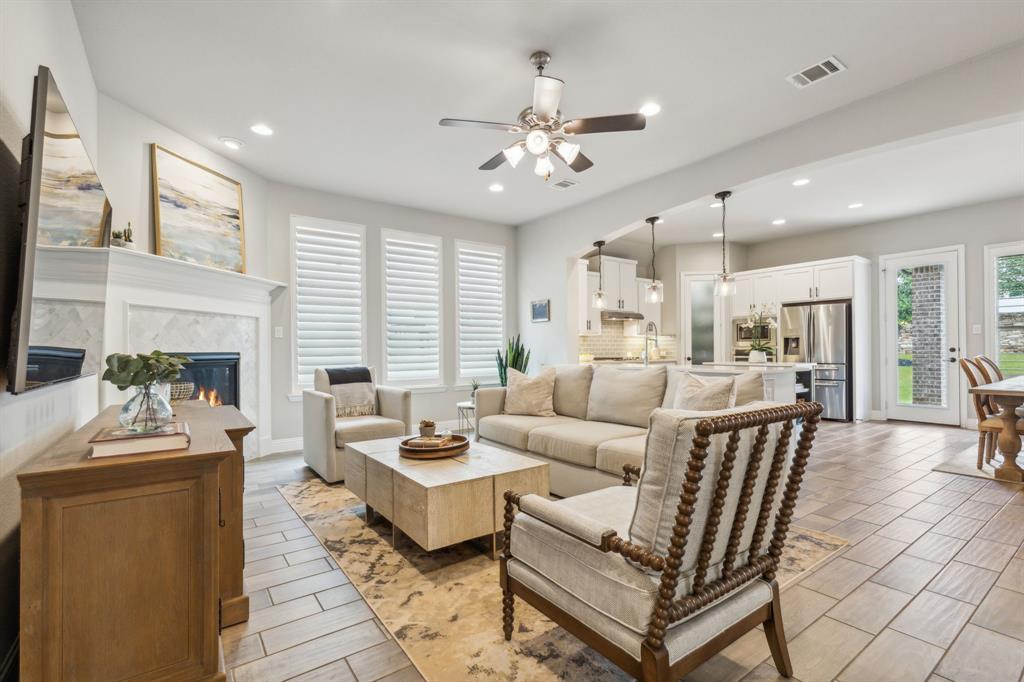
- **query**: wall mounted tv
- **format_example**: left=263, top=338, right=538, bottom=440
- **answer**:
left=5, top=66, right=111, bottom=394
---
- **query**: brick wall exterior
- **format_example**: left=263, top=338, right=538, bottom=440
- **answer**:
left=910, top=265, right=946, bottom=406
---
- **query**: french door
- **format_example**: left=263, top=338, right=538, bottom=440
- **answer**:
left=881, top=247, right=963, bottom=424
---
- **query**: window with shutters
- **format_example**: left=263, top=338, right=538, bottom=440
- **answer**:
left=290, top=216, right=365, bottom=391
left=456, top=240, right=505, bottom=383
left=382, top=229, right=442, bottom=384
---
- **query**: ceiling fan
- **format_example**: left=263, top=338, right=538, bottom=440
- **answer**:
left=439, top=51, right=647, bottom=180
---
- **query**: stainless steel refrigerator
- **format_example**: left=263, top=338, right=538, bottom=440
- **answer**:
left=780, top=301, right=852, bottom=421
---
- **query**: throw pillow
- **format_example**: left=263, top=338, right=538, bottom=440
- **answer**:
left=732, top=372, right=766, bottom=406
left=586, top=365, right=666, bottom=428
left=504, top=367, right=557, bottom=417
left=321, top=367, right=376, bottom=418
left=672, top=372, right=735, bottom=411
left=552, top=364, right=593, bottom=419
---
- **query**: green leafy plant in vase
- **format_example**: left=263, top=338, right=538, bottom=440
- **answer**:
left=496, top=335, right=530, bottom=387
left=103, top=350, right=189, bottom=431
left=743, top=303, right=778, bottom=362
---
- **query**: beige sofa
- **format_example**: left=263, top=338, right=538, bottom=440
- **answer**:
left=476, top=365, right=756, bottom=497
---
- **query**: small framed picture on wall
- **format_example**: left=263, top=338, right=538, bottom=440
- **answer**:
left=531, top=299, right=550, bottom=323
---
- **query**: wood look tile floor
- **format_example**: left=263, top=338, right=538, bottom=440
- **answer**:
left=230, top=420, right=1024, bottom=682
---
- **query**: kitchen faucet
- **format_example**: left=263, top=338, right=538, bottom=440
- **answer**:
left=643, top=321, right=659, bottom=367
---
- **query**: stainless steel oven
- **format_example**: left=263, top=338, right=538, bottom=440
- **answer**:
left=734, top=320, right=776, bottom=346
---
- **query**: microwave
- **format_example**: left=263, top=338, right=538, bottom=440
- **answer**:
left=734, top=321, right=775, bottom=345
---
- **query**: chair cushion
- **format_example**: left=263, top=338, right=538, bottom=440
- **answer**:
left=596, top=435, right=647, bottom=476
left=507, top=559, right=771, bottom=660
left=733, top=372, right=766, bottom=406
left=477, top=414, right=580, bottom=450
left=504, top=368, right=557, bottom=417
left=673, top=373, right=735, bottom=410
left=334, top=415, right=406, bottom=448
left=528, top=421, right=647, bottom=467
left=553, top=364, right=594, bottom=419
left=628, top=402, right=789, bottom=593
left=511, top=486, right=661, bottom=634
left=587, top=365, right=666, bottom=428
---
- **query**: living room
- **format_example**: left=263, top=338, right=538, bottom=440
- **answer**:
left=1, top=2, right=1023, bottom=681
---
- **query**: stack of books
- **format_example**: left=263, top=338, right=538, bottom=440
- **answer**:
left=405, top=434, right=456, bottom=449
left=89, top=422, right=191, bottom=458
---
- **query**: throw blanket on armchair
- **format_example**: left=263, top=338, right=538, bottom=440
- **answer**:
left=325, top=367, right=376, bottom=417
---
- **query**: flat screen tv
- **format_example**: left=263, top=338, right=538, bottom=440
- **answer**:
left=5, top=66, right=110, bottom=394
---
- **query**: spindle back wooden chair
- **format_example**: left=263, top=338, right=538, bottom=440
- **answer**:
left=500, top=401, right=823, bottom=682
left=961, top=357, right=1002, bottom=468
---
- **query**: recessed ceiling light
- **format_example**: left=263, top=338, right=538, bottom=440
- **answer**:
left=848, top=202, right=864, bottom=209
left=639, top=102, right=661, bottom=117
left=250, top=123, right=274, bottom=136
left=712, top=232, right=723, bottom=238
left=709, top=201, right=723, bottom=208
left=772, top=218, right=787, bottom=226
left=792, top=178, right=810, bottom=187
left=219, top=137, right=244, bottom=150
left=488, top=183, right=504, bottom=193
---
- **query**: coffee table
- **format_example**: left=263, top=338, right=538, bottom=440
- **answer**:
left=344, top=437, right=549, bottom=558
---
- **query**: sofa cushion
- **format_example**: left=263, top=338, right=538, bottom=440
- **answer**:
left=663, top=367, right=683, bottom=409
left=596, top=435, right=647, bottom=476
left=586, top=365, right=666, bottom=428
left=528, top=421, right=647, bottom=468
left=511, top=486, right=660, bottom=634
left=334, top=415, right=406, bottom=448
left=504, top=368, right=557, bottom=416
left=733, top=372, right=766, bottom=406
left=477, top=414, right=580, bottom=450
left=673, top=372, right=735, bottom=410
left=628, top=402, right=788, bottom=594
left=553, top=364, right=593, bottom=419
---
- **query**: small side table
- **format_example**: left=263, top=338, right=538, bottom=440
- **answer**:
left=456, top=400, right=476, bottom=434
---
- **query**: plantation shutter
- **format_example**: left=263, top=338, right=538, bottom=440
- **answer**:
left=456, top=241, right=504, bottom=381
left=293, top=219, right=364, bottom=389
left=383, top=230, right=442, bottom=383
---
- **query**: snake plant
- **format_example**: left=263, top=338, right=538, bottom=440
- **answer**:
left=496, top=335, right=531, bottom=387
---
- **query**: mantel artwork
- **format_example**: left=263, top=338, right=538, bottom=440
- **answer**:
left=151, top=144, right=246, bottom=273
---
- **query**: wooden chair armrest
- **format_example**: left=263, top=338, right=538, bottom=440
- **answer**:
left=622, top=464, right=642, bottom=486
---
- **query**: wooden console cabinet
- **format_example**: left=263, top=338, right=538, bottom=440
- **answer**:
left=18, top=401, right=253, bottom=681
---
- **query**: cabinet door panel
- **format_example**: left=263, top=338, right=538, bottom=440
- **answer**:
left=584, top=272, right=602, bottom=335
left=619, top=262, right=638, bottom=311
left=601, top=261, right=621, bottom=308
left=731, top=276, right=754, bottom=318
left=753, top=273, right=777, bottom=311
left=777, top=268, right=814, bottom=303
left=814, top=262, right=854, bottom=299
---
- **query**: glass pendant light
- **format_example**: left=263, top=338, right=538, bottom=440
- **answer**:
left=713, top=190, right=735, bottom=297
left=592, top=240, right=607, bottom=309
left=644, top=216, right=663, bottom=303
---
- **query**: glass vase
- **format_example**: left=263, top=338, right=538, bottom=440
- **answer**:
left=118, top=384, right=174, bottom=431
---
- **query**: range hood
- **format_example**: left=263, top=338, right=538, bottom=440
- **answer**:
left=601, top=310, right=644, bottom=321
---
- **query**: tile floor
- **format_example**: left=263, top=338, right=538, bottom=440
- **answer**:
left=227, top=419, right=1024, bottom=682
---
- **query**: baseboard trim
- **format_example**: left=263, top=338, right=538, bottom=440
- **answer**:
left=869, top=410, right=886, bottom=421
left=266, top=436, right=303, bottom=455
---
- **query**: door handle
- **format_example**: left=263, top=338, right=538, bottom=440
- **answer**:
left=815, top=286, right=819, bottom=297
left=949, top=357, right=957, bottom=363
left=808, top=287, right=812, bottom=298
left=817, top=380, right=840, bottom=387
left=948, top=347, right=957, bottom=353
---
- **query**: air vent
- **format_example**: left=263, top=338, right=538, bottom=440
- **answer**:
left=787, top=55, right=847, bottom=89
left=550, top=179, right=578, bottom=190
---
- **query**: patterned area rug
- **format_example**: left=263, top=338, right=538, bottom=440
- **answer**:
left=279, top=478, right=845, bottom=682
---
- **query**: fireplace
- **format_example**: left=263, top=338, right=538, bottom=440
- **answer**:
left=170, top=352, right=240, bottom=408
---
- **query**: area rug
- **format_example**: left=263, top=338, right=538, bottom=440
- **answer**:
left=931, top=444, right=1001, bottom=480
left=279, top=478, right=845, bottom=682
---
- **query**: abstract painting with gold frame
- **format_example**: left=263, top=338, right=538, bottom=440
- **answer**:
left=151, top=144, right=246, bottom=273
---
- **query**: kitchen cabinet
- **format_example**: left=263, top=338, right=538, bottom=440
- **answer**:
left=814, top=261, right=854, bottom=299
left=625, top=278, right=662, bottom=336
left=581, top=271, right=603, bottom=335
left=731, top=275, right=754, bottom=318
left=777, top=267, right=815, bottom=303
left=753, top=272, right=778, bottom=311
left=589, top=256, right=639, bottom=311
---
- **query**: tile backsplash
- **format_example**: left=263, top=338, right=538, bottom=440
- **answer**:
left=579, top=319, right=677, bottom=360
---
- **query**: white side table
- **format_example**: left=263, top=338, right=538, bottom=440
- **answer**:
left=456, top=400, right=476, bottom=434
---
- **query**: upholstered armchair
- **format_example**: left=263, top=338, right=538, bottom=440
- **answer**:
left=500, top=401, right=823, bottom=682
left=303, top=367, right=411, bottom=483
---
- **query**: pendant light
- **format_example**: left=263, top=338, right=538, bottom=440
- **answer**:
left=644, top=217, right=663, bottom=303
left=591, top=240, right=607, bottom=309
left=713, top=190, right=735, bottom=297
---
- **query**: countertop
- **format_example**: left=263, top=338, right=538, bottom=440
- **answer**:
left=701, top=361, right=816, bottom=371
left=585, top=358, right=677, bottom=365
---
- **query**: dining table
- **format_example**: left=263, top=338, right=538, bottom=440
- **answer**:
left=969, top=375, right=1024, bottom=482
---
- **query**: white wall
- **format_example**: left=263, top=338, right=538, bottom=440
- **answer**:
left=516, top=43, right=1024, bottom=368
left=265, top=182, right=518, bottom=441
left=743, top=196, right=1024, bottom=411
left=97, top=94, right=269, bottom=278
left=0, top=0, right=103, bottom=663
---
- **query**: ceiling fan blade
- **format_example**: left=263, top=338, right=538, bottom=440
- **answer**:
left=478, top=150, right=507, bottom=171
left=562, top=113, right=646, bottom=135
left=532, top=75, right=564, bottom=122
left=439, top=118, right=520, bottom=132
left=551, top=147, right=595, bottom=173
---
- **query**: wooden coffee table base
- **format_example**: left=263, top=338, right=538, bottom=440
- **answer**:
left=346, top=438, right=549, bottom=559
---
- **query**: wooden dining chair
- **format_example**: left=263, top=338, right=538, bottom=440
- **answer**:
left=975, top=355, right=1024, bottom=419
left=960, top=358, right=1000, bottom=468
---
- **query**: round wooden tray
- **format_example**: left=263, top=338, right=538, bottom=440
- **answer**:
left=399, top=434, right=470, bottom=459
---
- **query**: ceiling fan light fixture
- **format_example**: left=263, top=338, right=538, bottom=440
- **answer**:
left=526, top=129, right=550, bottom=155
left=555, top=139, right=580, bottom=164
left=502, top=142, right=526, bottom=168
left=534, top=154, right=554, bottom=179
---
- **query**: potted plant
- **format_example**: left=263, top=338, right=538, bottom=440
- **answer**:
left=470, top=379, right=479, bottom=403
left=744, top=303, right=778, bottom=363
left=419, top=419, right=436, bottom=438
left=496, top=335, right=531, bottom=387
left=103, top=350, right=189, bottom=431
left=110, top=222, right=135, bottom=249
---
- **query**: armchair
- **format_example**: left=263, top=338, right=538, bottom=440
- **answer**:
left=500, top=401, right=823, bottom=682
left=303, top=367, right=411, bottom=483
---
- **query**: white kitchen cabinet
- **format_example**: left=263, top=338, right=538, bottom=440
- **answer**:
left=625, top=278, right=662, bottom=336
left=753, top=272, right=778, bottom=311
left=731, top=275, right=755, bottom=318
left=620, top=262, right=639, bottom=311
left=814, top=261, right=854, bottom=300
left=777, top=267, right=815, bottom=303
left=589, top=256, right=639, bottom=311
left=581, top=271, right=603, bottom=335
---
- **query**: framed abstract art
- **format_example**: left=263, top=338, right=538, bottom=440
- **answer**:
left=151, top=144, right=246, bottom=273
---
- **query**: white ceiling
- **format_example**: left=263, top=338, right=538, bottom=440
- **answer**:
left=71, top=1, right=1024, bottom=225
left=614, top=120, right=1024, bottom=246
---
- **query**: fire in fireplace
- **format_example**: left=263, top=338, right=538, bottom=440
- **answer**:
left=169, top=352, right=240, bottom=408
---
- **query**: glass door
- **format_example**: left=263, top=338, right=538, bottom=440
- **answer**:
left=682, top=273, right=719, bottom=365
left=882, top=248, right=962, bottom=424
